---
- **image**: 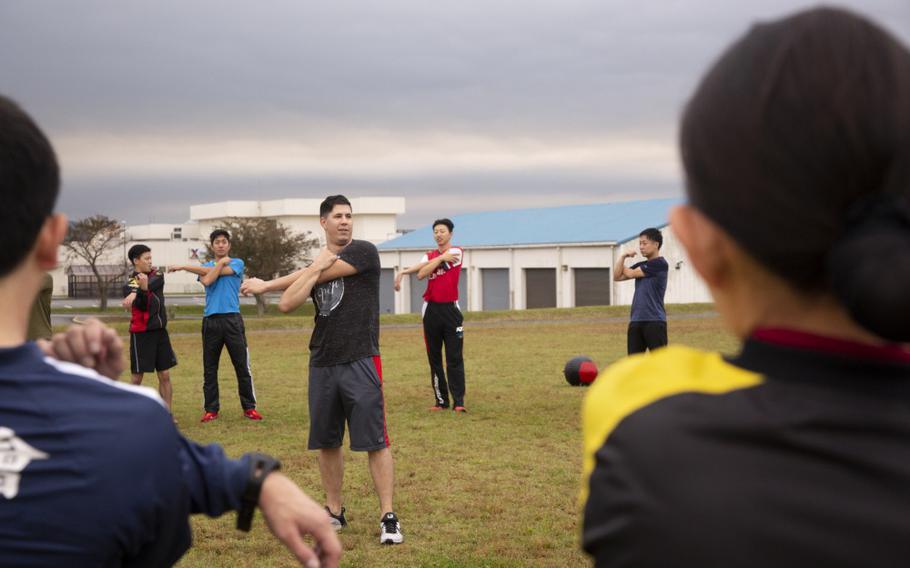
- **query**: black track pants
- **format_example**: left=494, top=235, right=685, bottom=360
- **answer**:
left=423, top=302, right=465, bottom=407
left=202, top=313, right=256, bottom=412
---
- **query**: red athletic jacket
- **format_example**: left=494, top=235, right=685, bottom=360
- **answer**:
left=124, top=270, right=168, bottom=333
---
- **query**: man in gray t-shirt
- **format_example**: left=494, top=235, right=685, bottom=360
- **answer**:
left=241, top=195, right=403, bottom=545
left=309, top=239, right=380, bottom=365
left=614, top=228, right=669, bottom=354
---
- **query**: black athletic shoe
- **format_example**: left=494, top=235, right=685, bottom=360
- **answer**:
left=379, top=512, right=403, bottom=544
left=325, top=506, right=347, bottom=532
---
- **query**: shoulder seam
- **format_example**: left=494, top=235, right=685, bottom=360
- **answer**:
left=42, top=357, right=167, bottom=409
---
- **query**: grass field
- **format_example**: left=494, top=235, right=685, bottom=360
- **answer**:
left=97, top=304, right=735, bottom=567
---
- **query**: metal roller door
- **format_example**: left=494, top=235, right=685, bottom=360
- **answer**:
left=379, top=268, right=394, bottom=314
left=574, top=268, right=611, bottom=307
left=481, top=268, right=510, bottom=311
left=525, top=268, right=556, bottom=309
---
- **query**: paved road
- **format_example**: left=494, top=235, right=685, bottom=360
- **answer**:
left=49, top=294, right=286, bottom=325
left=51, top=295, right=279, bottom=309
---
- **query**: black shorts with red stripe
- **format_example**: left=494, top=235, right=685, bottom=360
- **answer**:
left=307, top=356, right=389, bottom=452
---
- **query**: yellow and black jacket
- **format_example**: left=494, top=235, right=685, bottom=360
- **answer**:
left=582, top=330, right=910, bottom=567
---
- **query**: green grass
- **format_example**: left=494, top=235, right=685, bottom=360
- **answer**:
left=96, top=306, right=734, bottom=567
left=55, top=302, right=717, bottom=335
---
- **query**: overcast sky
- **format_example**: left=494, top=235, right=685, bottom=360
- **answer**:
left=1, top=1, right=907, bottom=229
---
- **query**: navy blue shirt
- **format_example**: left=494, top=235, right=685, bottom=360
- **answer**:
left=630, top=257, right=668, bottom=322
left=0, top=343, right=251, bottom=566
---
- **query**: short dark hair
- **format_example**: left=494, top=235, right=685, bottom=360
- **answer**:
left=320, top=195, right=352, bottom=218
left=0, top=95, right=60, bottom=278
left=680, top=7, right=910, bottom=341
left=209, top=229, right=230, bottom=244
left=128, top=244, right=151, bottom=264
left=639, top=228, right=663, bottom=248
left=432, top=218, right=454, bottom=232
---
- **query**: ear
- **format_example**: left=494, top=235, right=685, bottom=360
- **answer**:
left=669, top=205, right=732, bottom=288
left=34, top=213, right=67, bottom=270
left=319, top=216, right=327, bottom=230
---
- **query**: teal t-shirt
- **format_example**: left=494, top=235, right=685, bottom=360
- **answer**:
left=201, top=258, right=244, bottom=316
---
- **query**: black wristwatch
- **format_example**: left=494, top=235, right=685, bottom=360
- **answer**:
left=236, top=452, right=282, bottom=532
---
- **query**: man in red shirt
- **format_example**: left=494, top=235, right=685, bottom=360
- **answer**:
left=416, top=219, right=467, bottom=412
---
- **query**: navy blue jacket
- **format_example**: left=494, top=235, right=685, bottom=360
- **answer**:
left=0, top=343, right=250, bottom=566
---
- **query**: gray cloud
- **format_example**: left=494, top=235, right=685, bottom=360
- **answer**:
left=2, top=0, right=908, bottom=228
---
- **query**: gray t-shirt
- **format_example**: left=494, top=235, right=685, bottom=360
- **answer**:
left=309, top=240, right=381, bottom=366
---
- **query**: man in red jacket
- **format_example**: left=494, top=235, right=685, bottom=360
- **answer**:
left=123, top=244, right=177, bottom=412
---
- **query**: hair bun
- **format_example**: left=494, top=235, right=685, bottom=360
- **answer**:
left=827, top=195, right=910, bottom=342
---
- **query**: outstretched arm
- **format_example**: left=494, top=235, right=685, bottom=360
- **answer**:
left=169, top=264, right=210, bottom=277
left=394, top=262, right=428, bottom=291
left=240, top=249, right=351, bottom=299
left=240, top=268, right=307, bottom=296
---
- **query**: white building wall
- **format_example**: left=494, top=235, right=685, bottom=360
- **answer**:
left=354, top=214, right=401, bottom=244
left=378, top=226, right=711, bottom=314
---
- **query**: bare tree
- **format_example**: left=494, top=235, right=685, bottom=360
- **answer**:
left=63, top=215, right=128, bottom=310
left=208, top=218, right=319, bottom=316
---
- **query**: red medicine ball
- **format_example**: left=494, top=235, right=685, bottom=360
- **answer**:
left=564, top=356, right=599, bottom=386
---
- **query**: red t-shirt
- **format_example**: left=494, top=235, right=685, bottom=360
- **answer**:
left=422, top=246, right=463, bottom=303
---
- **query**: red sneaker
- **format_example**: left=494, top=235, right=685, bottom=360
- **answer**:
left=244, top=408, right=263, bottom=421
left=428, top=405, right=448, bottom=411
left=453, top=406, right=467, bottom=413
left=200, top=411, right=219, bottom=423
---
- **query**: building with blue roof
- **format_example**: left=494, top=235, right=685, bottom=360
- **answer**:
left=376, top=198, right=711, bottom=314
left=378, top=198, right=682, bottom=250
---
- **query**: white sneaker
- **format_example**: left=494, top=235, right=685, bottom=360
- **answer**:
left=379, top=512, right=403, bottom=544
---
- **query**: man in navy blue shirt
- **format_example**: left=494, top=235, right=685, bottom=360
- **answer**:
left=614, top=228, right=669, bottom=354
left=0, top=94, right=340, bottom=567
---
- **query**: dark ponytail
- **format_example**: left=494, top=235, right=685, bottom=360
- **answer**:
left=827, top=195, right=910, bottom=342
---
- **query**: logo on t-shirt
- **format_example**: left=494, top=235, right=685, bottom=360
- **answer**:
left=0, top=427, right=49, bottom=499
left=314, top=278, right=344, bottom=317
left=428, top=248, right=462, bottom=280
